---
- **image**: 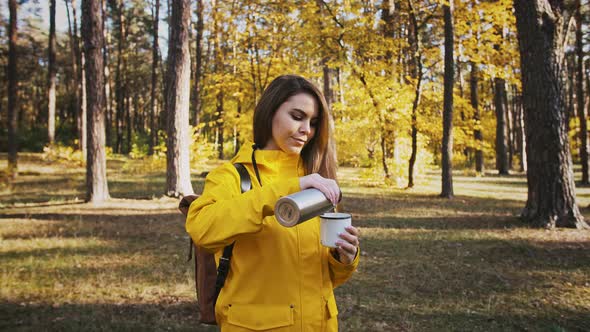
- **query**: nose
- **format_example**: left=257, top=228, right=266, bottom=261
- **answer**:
left=299, top=120, right=311, bottom=135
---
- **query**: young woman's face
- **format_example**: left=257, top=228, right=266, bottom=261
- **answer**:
left=264, top=93, right=319, bottom=155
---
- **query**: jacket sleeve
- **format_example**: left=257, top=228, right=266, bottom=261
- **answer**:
left=185, top=163, right=301, bottom=252
left=327, top=246, right=360, bottom=288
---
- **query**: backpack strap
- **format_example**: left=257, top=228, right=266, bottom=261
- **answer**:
left=213, top=162, right=251, bottom=302
left=234, top=162, right=252, bottom=193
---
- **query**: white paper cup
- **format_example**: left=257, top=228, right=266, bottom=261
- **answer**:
left=320, top=213, right=352, bottom=248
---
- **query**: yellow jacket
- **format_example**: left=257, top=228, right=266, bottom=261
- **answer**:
left=186, top=143, right=359, bottom=331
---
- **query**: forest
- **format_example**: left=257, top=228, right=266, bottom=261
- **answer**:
left=1, top=1, right=590, bottom=331
left=3, top=0, right=590, bottom=228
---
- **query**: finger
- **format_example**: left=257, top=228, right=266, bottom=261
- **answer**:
left=318, top=181, right=337, bottom=205
left=336, top=247, right=352, bottom=264
left=336, top=239, right=357, bottom=255
left=312, top=181, right=328, bottom=197
left=336, top=244, right=357, bottom=263
left=319, top=184, right=336, bottom=205
left=344, top=226, right=360, bottom=237
left=330, top=183, right=340, bottom=205
left=338, top=232, right=359, bottom=247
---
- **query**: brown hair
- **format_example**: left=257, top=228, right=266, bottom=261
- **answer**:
left=253, top=75, right=337, bottom=180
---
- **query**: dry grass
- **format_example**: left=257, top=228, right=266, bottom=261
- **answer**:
left=1, top=154, right=589, bottom=331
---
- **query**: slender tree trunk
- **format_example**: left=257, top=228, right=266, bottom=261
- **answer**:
left=102, top=0, right=112, bottom=148
left=70, top=0, right=86, bottom=155
left=47, top=0, right=57, bottom=145
left=65, top=0, right=78, bottom=135
left=149, top=0, right=160, bottom=155
left=471, top=62, right=484, bottom=174
left=113, top=0, right=126, bottom=154
left=7, top=0, right=18, bottom=179
left=82, top=0, right=109, bottom=202
left=575, top=5, right=589, bottom=184
left=513, top=87, right=527, bottom=172
left=192, top=0, right=203, bottom=130
left=407, top=0, right=422, bottom=188
left=495, top=77, right=510, bottom=174
left=126, top=94, right=131, bottom=153
left=510, top=89, right=517, bottom=168
left=213, top=3, right=224, bottom=160
left=506, top=89, right=514, bottom=168
left=234, top=101, right=242, bottom=155
left=441, top=2, right=454, bottom=198
left=514, top=0, right=588, bottom=229
left=216, top=91, right=224, bottom=159
left=323, top=66, right=334, bottom=110
left=81, top=51, right=87, bottom=157
left=381, top=132, right=390, bottom=179
left=166, top=0, right=193, bottom=197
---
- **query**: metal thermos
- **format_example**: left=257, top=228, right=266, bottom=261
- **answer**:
left=274, top=189, right=340, bottom=227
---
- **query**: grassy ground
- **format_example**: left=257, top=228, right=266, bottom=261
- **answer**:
left=1, top=154, right=589, bottom=331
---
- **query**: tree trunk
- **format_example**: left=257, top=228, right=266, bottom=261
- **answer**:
left=381, top=132, right=390, bottom=179
left=113, top=0, right=126, bottom=154
left=47, top=0, right=57, bottom=145
left=510, top=88, right=517, bottom=169
left=407, top=0, right=422, bottom=188
left=149, top=0, right=160, bottom=155
left=126, top=94, right=131, bottom=153
left=70, top=0, right=86, bottom=155
left=575, top=5, right=589, bottom=184
left=471, top=62, right=484, bottom=174
left=216, top=91, right=224, bottom=159
left=65, top=0, right=79, bottom=139
left=506, top=88, right=514, bottom=169
left=166, top=0, right=193, bottom=197
left=82, top=0, right=110, bottom=202
left=102, top=0, right=112, bottom=148
left=441, top=2, right=454, bottom=198
left=213, top=2, right=224, bottom=160
left=323, top=66, right=334, bottom=110
left=81, top=51, right=87, bottom=158
left=513, top=0, right=588, bottom=229
left=7, top=0, right=18, bottom=179
left=513, top=87, right=527, bottom=172
left=234, top=101, right=241, bottom=155
left=495, top=77, right=510, bottom=174
left=193, top=0, right=203, bottom=130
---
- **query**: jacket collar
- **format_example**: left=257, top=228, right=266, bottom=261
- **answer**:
left=231, top=141, right=302, bottom=173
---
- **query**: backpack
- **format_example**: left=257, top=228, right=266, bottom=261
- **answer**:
left=178, top=163, right=252, bottom=325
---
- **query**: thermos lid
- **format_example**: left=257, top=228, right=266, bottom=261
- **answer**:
left=275, top=197, right=300, bottom=227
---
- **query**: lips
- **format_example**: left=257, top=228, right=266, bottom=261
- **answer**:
left=292, top=137, right=306, bottom=145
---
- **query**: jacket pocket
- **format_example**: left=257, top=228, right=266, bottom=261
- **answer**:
left=326, top=297, right=339, bottom=319
left=227, top=304, right=295, bottom=330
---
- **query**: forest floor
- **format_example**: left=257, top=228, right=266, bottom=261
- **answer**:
left=1, top=153, right=589, bottom=331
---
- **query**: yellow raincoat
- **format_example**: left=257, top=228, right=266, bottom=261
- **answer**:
left=186, top=143, right=359, bottom=331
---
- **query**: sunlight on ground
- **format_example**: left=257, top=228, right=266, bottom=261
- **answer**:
left=1, top=154, right=589, bottom=331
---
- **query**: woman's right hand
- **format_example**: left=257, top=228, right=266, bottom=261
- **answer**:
left=299, top=173, right=340, bottom=206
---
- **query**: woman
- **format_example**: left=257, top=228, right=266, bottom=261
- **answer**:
left=186, top=74, right=360, bottom=331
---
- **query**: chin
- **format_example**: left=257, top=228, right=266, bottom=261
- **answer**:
left=282, top=145, right=303, bottom=155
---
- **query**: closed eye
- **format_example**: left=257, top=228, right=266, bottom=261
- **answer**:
left=291, top=114, right=303, bottom=121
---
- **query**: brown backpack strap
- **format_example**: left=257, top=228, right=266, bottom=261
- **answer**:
left=187, top=238, right=194, bottom=262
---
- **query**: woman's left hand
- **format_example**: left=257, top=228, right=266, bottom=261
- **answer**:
left=333, top=225, right=360, bottom=264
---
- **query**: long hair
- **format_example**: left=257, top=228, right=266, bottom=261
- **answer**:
left=253, top=75, right=337, bottom=180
